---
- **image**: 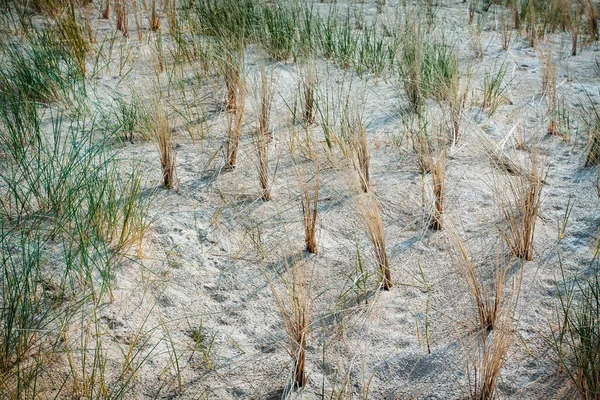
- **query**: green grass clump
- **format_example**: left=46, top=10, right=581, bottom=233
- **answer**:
left=549, top=262, right=600, bottom=399
left=0, top=30, right=84, bottom=105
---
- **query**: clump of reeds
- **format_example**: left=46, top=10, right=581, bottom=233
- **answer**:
left=448, top=68, right=471, bottom=146
left=258, top=67, right=273, bottom=139
left=571, top=7, right=581, bottom=56
left=585, top=0, right=598, bottom=41
left=538, top=46, right=558, bottom=135
left=254, top=131, right=271, bottom=201
left=348, top=114, right=370, bottom=193
left=253, top=67, right=273, bottom=200
left=464, top=313, right=516, bottom=400
left=356, top=193, right=392, bottom=291
left=220, top=42, right=243, bottom=112
left=116, top=0, right=128, bottom=37
left=547, top=265, right=600, bottom=400
left=301, top=61, right=316, bottom=125
left=300, top=163, right=319, bottom=254
left=269, top=257, right=312, bottom=388
left=102, top=0, right=110, bottom=19
left=500, top=11, right=513, bottom=51
left=150, top=0, right=161, bottom=31
left=152, top=105, right=176, bottom=189
left=448, top=233, right=510, bottom=332
left=497, top=152, right=547, bottom=261
left=428, top=134, right=446, bottom=230
left=482, top=63, right=510, bottom=117
left=450, top=234, right=523, bottom=399
left=225, top=82, right=246, bottom=169
left=400, top=23, right=423, bottom=115
left=583, top=98, right=600, bottom=167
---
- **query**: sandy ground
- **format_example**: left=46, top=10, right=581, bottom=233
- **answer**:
left=27, top=0, right=600, bottom=398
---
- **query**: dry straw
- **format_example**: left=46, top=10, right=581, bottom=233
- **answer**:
left=269, top=256, right=312, bottom=388
left=299, top=163, right=319, bottom=254
left=356, top=193, right=392, bottom=290
left=152, top=104, right=176, bottom=189
left=497, top=152, right=547, bottom=261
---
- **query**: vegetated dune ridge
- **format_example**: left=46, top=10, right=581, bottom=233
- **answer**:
left=0, top=0, right=599, bottom=399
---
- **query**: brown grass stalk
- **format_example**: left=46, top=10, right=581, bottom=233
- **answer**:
left=254, top=132, right=271, bottom=201
left=450, top=235, right=523, bottom=399
left=448, top=71, right=471, bottom=146
left=301, top=62, right=316, bottom=125
left=465, top=315, right=515, bottom=400
left=571, top=8, right=580, bottom=56
left=116, top=0, right=128, bottom=37
left=351, top=117, right=370, bottom=193
left=259, top=67, right=273, bottom=139
left=300, top=164, right=319, bottom=254
left=538, top=46, right=558, bottom=135
left=225, top=84, right=246, bottom=169
left=428, top=136, right=446, bottom=230
left=153, top=106, right=176, bottom=189
left=498, top=152, right=547, bottom=261
left=223, top=46, right=243, bottom=112
left=586, top=0, right=598, bottom=41
left=150, top=0, right=160, bottom=31
left=356, top=193, right=392, bottom=291
left=102, top=0, right=110, bottom=19
left=448, top=233, right=508, bottom=332
left=269, top=257, right=312, bottom=388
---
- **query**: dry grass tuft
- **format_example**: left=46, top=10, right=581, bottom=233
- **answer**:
left=222, top=44, right=244, bottom=112
left=428, top=135, right=446, bottom=230
left=225, top=82, right=246, bottom=169
left=301, top=61, right=316, bottom=125
left=115, top=0, right=128, bottom=37
left=300, top=163, right=319, bottom=254
left=253, top=67, right=273, bottom=200
left=152, top=105, right=176, bottom=189
left=150, top=0, right=161, bottom=31
left=269, top=257, right=312, bottom=388
left=254, top=132, right=271, bottom=201
left=538, top=46, right=558, bottom=135
left=497, top=152, right=547, bottom=261
left=350, top=114, right=370, bottom=193
left=356, top=193, right=392, bottom=291
left=448, top=233, right=509, bottom=332
left=102, top=0, right=110, bottom=19
left=450, top=234, right=523, bottom=399
left=464, top=315, right=516, bottom=400
left=258, top=67, right=273, bottom=139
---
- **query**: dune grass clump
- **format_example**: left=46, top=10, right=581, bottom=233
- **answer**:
left=269, top=256, right=312, bottom=388
left=356, top=193, right=392, bottom=291
left=399, top=23, right=424, bottom=115
left=152, top=105, right=177, bottom=189
left=428, top=134, right=447, bottom=230
left=300, top=163, right=319, bottom=255
left=253, top=67, right=273, bottom=200
left=399, top=24, right=458, bottom=115
left=548, top=264, right=600, bottom=400
left=583, top=97, right=600, bottom=167
left=301, top=61, right=317, bottom=125
left=0, top=30, right=83, bottom=105
left=225, top=80, right=246, bottom=169
left=348, top=113, right=371, bottom=193
left=482, top=63, right=510, bottom=117
left=498, top=152, right=547, bottom=261
left=115, top=0, right=128, bottom=37
left=219, top=41, right=244, bottom=112
left=449, top=233, right=522, bottom=399
left=538, top=46, right=558, bottom=135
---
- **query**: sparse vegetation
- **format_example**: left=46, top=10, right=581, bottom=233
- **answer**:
left=0, top=0, right=598, bottom=397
